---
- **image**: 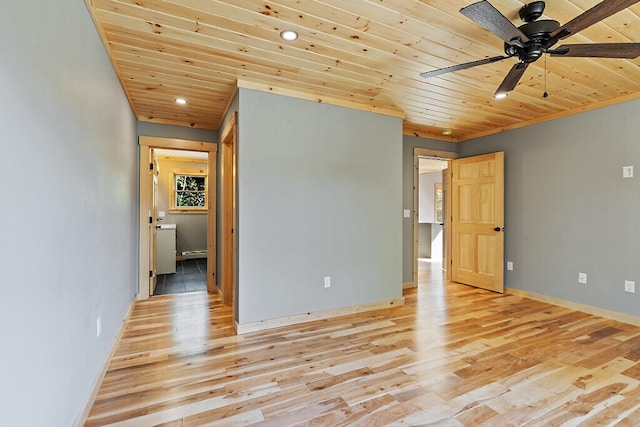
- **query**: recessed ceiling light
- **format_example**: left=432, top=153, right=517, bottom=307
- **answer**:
left=442, top=128, right=453, bottom=136
left=176, top=98, right=187, bottom=105
left=494, top=92, right=508, bottom=99
left=280, top=30, right=298, bottom=41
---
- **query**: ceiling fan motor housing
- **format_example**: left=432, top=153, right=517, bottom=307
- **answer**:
left=504, top=19, right=560, bottom=62
left=519, top=1, right=546, bottom=22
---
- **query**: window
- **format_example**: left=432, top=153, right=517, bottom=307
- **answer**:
left=170, top=169, right=207, bottom=213
left=434, top=183, right=443, bottom=223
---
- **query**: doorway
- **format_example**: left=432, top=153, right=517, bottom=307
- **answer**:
left=152, top=148, right=209, bottom=295
left=219, top=114, right=236, bottom=309
left=412, top=148, right=458, bottom=288
left=138, top=137, right=217, bottom=300
left=416, top=157, right=448, bottom=286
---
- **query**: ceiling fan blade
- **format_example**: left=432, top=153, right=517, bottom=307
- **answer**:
left=495, top=62, right=529, bottom=96
left=551, top=43, right=640, bottom=58
left=551, top=0, right=640, bottom=40
left=460, top=0, right=529, bottom=45
left=420, top=56, right=509, bottom=78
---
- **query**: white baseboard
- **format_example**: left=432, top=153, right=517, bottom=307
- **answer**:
left=181, top=250, right=207, bottom=260
left=236, top=297, right=405, bottom=335
left=74, top=297, right=136, bottom=427
left=506, top=287, right=640, bottom=327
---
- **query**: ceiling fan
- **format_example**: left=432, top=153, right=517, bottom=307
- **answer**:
left=420, top=0, right=640, bottom=98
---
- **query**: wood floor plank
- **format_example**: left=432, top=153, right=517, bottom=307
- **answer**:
left=85, top=262, right=640, bottom=426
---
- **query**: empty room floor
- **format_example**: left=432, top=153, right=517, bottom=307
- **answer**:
left=86, top=262, right=640, bottom=426
left=154, top=258, right=207, bottom=295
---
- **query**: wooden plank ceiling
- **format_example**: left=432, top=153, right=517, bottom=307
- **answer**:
left=85, top=0, right=640, bottom=141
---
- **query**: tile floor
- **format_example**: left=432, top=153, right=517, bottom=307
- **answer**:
left=153, top=258, right=207, bottom=295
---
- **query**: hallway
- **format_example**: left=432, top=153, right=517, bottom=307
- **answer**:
left=153, top=258, right=208, bottom=295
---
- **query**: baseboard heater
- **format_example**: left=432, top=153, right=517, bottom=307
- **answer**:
left=181, top=250, right=207, bottom=260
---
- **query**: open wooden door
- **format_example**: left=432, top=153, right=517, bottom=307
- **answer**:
left=442, top=167, right=450, bottom=280
left=451, top=152, right=504, bottom=293
left=150, top=159, right=158, bottom=295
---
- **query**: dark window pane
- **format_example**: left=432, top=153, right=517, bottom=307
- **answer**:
left=176, top=191, right=205, bottom=207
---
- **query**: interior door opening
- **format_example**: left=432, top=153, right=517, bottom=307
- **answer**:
left=219, top=114, right=236, bottom=314
left=412, top=148, right=458, bottom=289
left=137, top=136, right=217, bottom=301
left=152, top=148, right=210, bottom=296
left=416, top=157, right=449, bottom=287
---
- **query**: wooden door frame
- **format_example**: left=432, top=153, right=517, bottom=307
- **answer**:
left=137, top=136, right=218, bottom=300
left=219, top=113, right=237, bottom=315
left=411, top=148, right=458, bottom=288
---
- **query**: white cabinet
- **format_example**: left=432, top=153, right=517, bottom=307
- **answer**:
left=156, top=224, right=176, bottom=274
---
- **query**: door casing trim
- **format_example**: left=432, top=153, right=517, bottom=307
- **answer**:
left=137, top=136, right=218, bottom=300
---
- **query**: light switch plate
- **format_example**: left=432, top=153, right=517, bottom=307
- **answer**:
left=158, top=211, right=166, bottom=218
left=625, top=280, right=635, bottom=293
left=403, top=209, right=411, bottom=218
left=623, top=166, right=633, bottom=178
left=324, top=276, right=331, bottom=288
left=578, top=273, right=587, bottom=284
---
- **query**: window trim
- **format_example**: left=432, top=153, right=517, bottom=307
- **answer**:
left=434, top=183, right=443, bottom=224
left=169, top=168, right=208, bottom=213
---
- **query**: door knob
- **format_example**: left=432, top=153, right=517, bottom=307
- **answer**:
left=494, top=226, right=504, bottom=232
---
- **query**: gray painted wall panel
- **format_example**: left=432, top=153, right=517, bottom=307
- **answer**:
left=237, top=89, right=403, bottom=324
left=419, top=171, right=442, bottom=223
left=459, top=100, right=640, bottom=317
left=137, top=121, right=218, bottom=142
left=1, top=2, right=138, bottom=425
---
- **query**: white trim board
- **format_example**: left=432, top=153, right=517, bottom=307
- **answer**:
left=507, top=287, right=640, bottom=327
left=236, top=298, right=405, bottom=335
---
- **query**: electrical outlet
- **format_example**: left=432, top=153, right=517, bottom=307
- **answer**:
left=506, top=261, right=513, bottom=271
left=578, top=273, right=587, bottom=284
left=96, top=316, right=102, bottom=338
left=623, top=166, right=634, bottom=178
left=625, top=280, right=635, bottom=293
left=324, top=276, right=331, bottom=288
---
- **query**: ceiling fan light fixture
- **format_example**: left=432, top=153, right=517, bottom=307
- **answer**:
left=280, top=30, right=298, bottom=41
left=494, top=92, right=508, bottom=99
left=176, top=98, right=187, bottom=105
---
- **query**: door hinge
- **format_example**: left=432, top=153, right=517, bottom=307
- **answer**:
left=149, top=163, right=154, bottom=171
left=149, top=270, right=153, bottom=278
left=149, top=216, right=153, bottom=224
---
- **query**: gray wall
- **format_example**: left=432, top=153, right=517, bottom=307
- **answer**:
left=418, top=223, right=432, bottom=258
left=0, top=2, right=138, bottom=425
left=459, top=99, right=640, bottom=317
left=137, top=121, right=218, bottom=142
left=419, top=171, right=442, bottom=223
left=156, top=158, right=208, bottom=255
left=402, top=135, right=459, bottom=282
left=237, top=89, right=403, bottom=324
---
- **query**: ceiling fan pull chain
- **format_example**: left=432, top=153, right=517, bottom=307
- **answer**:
left=543, top=54, right=549, bottom=98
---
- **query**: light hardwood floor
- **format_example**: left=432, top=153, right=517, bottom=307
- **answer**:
left=86, top=261, right=640, bottom=426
